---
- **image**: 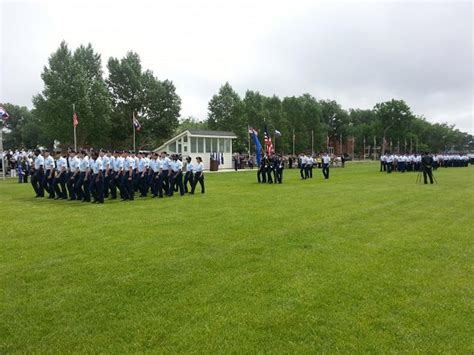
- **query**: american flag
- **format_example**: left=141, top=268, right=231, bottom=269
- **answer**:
left=73, top=112, right=79, bottom=127
left=264, top=126, right=273, bottom=156
left=0, top=106, right=10, bottom=121
left=133, top=112, right=141, bottom=131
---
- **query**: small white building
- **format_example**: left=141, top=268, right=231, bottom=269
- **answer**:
left=154, top=130, right=237, bottom=170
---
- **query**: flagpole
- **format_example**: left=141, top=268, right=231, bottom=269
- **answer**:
left=73, top=103, right=77, bottom=151
left=373, top=136, right=377, bottom=161
left=248, top=125, right=251, bottom=154
left=363, top=137, right=366, bottom=160
left=273, top=133, right=276, bottom=154
left=352, top=137, right=355, bottom=158
left=340, top=133, right=342, bottom=156
left=311, top=130, right=314, bottom=155
left=292, top=129, right=295, bottom=156
left=132, top=111, right=136, bottom=152
left=0, top=120, right=5, bottom=180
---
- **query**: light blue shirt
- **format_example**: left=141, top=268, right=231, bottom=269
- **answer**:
left=161, top=157, right=171, bottom=170
left=91, top=158, right=102, bottom=174
left=124, top=157, right=134, bottom=171
left=56, top=157, right=67, bottom=172
left=34, top=155, right=44, bottom=170
left=186, top=162, right=193, bottom=172
left=44, top=156, right=55, bottom=170
left=107, top=156, right=115, bottom=170
left=194, top=162, right=204, bottom=172
left=79, top=157, right=90, bottom=172
left=114, top=157, right=123, bottom=172
left=171, top=159, right=183, bottom=172
left=138, top=158, right=146, bottom=172
left=101, top=156, right=109, bottom=170
left=69, top=156, right=79, bottom=172
left=149, top=159, right=159, bottom=172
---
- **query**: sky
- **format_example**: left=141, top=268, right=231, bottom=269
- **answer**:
left=1, top=0, right=473, bottom=133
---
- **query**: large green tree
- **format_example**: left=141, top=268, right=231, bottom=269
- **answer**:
left=33, top=41, right=111, bottom=148
left=207, top=82, right=246, bottom=151
left=107, top=53, right=181, bottom=150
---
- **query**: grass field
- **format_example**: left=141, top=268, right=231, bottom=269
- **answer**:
left=1, top=163, right=473, bottom=353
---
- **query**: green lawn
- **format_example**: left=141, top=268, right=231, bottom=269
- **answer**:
left=1, top=163, right=473, bottom=353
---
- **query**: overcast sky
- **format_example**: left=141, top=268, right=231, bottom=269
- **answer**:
left=1, top=0, right=473, bottom=133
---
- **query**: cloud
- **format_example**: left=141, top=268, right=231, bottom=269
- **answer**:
left=1, top=0, right=472, bottom=133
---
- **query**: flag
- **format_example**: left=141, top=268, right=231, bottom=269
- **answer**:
left=249, top=128, right=262, bottom=166
left=133, top=112, right=141, bottom=131
left=73, top=112, right=79, bottom=127
left=264, top=125, right=273, bottom=156
left=0, top=106, right=10, bottom=121
left=274, top=129, right=281, bottom=137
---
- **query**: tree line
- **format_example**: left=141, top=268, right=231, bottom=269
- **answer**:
left=1, top=42, right=472, bottom=155
left=205, top=83, right=473, bottom=155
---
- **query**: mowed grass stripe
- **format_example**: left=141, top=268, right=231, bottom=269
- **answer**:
left=1, top=163, right=473, bottom=352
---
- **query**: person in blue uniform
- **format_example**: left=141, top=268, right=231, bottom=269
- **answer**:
left=122, top=151, right=135, bottom=201
left=89, top=152, right=104, bottom=203
left=137, top=152, right=148, bottom=197
left=110, top=151, right=123, bottom=200
left=67, top=151, right=80, bottom=200
left=183, top=156, right=193, bottom=193
left=53, top=151, right=68, bottom=199
left=191, top=157, right=205, bottom=194
left=257, top=156, right=267, bottom=183
left=31, top=149, right=45, bottom=197
left=275, top=155, right=284, bottom=184
left=322, top=152, right=330, bottom=179
left=169, top=154, right=184, bottom=196
left=75, top=150, right=90, bottom=201
left=160, top=151, right=171, bottom=196
left=421, top=151, right=434, bottom=184
left=42, top=150, right=56, bottom=199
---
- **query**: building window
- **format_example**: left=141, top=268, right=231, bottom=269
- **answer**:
left=191, top=137, right=197, bottom=153
left=178, top=143, right=182, bottom=153
left=219, top=138, right=225, bottom=152
left=205, top=138, right=212, bottom=153
left=225, top=139, right=231, bottom=153
left=212, top=138, right=218, bottom=152
left=184, top=146, right=187, bottom=152
left=183, top=135, right=188, bottom=143
left=168, top=141, right=176, bottom=153
left=198, top=137, right=204, bottom=153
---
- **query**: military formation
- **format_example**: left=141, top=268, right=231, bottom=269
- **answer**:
left=297, top=152, right=333, bottom=180
left=257, top=154, right=285, bottom=184
left=379, top=153, right=470, bottom=173
left=29, top=149, right=205, bottom=203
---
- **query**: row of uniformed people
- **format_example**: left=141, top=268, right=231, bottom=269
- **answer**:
left=257, top=155, right=284, bottom=184
left=30, top=150, right=205, bottom=203
left=298, top=153, right=331, bottom=179
left=380, top=153, right=471, bottom=173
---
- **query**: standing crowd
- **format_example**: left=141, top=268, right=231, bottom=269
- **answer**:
left=24, top=149, right=205, bottom=203
left=379, top=153, right=471, bottom=173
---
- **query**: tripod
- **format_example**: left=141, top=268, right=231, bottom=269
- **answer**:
left=416, top=167, right=437, bottom=184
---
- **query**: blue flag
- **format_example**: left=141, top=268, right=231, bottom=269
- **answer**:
left=249, top=128, right=262, bottom=165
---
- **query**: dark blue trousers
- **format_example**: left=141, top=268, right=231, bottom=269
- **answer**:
left=67, top=172, right=77, bottom=200
left=32, top=169, right=44, bottom=197
left=54, top=172, right=67, bottom=199
left=169, top=172, right=184, bottom=196
left=122, top=171, right=134, bottom=200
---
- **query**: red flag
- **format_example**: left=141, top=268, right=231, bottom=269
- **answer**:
left=264, top=125, right=273, bottom=156
left=73, top=112, right=79, bottom=127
